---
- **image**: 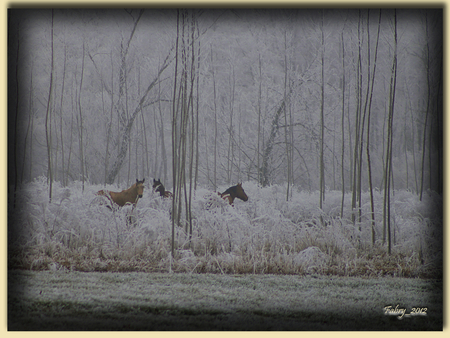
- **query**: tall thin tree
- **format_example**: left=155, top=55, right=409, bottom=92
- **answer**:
left=319, top=10, right=325, bottom=211
left=383, top=9, right=398, bottom=255
left=366, top=9, right=382, bottom=246
left=45, top=10, right=55, bottom=200
left=419, top=12, right=431, bottom=201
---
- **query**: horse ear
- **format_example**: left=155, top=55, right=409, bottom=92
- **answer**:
left=142, top=178, right=145, bottom=183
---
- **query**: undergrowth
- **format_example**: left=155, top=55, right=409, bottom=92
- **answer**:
left=8, top=178, right=443, bottom=278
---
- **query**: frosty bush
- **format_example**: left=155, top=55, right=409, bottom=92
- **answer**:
left=8, top=178, right=442, bottom=277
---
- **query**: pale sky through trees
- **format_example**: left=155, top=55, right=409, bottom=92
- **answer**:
left=8, top=8, right=442, bottom=193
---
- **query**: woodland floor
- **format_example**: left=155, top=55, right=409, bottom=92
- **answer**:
left=8, top=270, right=443, bottom=331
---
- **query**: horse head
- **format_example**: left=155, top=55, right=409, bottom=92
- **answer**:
left=152, top=178, right=165, bottom=197
left=136, top=178, right=145, bottom=198
left=153, top=178, right=161, bottom=188
left=221, top=183, right=248, bottom=204
left=235, top=182, right=248, bottom=202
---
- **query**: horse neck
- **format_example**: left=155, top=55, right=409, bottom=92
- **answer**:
left=223, top=187, right=236, bottom=198
left=124, top=183, right=139, bottom=201
left=155, top=184, right=165, bottom=196
left=221, top=188, right=236, bottom=204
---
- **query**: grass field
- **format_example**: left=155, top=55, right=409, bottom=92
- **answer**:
left=8, top=270, right=442, bottom=331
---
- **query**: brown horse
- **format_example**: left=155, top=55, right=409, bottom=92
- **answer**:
left=152, top=178, right=173, bottom=198
left=219, top=183, right=248, bottom=205
left=97, top=178, right=145, bottom=209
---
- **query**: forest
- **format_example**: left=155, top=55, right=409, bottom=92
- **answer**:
left=7, top=9, right=443, bottom=276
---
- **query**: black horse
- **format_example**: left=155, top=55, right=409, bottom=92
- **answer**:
left=152, top=178, right=173, bottom=198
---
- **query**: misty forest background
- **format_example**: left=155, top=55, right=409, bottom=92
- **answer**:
left=7, top=9, right=443, bottom=276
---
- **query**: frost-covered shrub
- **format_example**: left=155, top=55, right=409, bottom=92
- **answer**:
left=293, top=246, right=330, bottom=273
left=8, top=178, right=442, bottom=277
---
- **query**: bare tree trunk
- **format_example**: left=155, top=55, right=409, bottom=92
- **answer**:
left=226, top=64, right=235, bottom=185
left=187, top=10, right=197, bottom=242
left=210, top=43, right=218, bottom=189
left=319, top=10, right=325, bottom=211
left=141, top=112, right=150, bottom=178
left=45, top=10, right=55, bottom=201
left=194, top=24, right=201, bottom=190
left=171, top=9, right=181, bottom=260
left=59, top=44, right=67, bottom=186
left=257, top=54, right=262, bottom=186
left=158, top=90, right=168, bottom=183
left=106, top=49, right=173, bottom=184
left=283, top=30, right=291, bottom=201
left=357, top=10, right=372, bottom=228
left=351, top=10, right=362, bottom=225
left=435, top=55, right=443, bottom=194
left=419, top=12, right=431, bottom=201
left=67, top=83, right=75, bottom=184
left=12, top=21, right=20, bottom=205
left=340, top=31, right=346, bottom=218
left=169, top=10, right=198, bottom=248
left=260, top=100, right=285, bottom=187
left=21, top=65, right=34, bottom=183
left=366, top=9, right=382, bottom=246
left=78, top=41, right=86, bottom=192
left=383, top=9, right=398, bottom=255
left=107, top=10, right=144, bottom=184
left=103, top=52, right=114, bottom=186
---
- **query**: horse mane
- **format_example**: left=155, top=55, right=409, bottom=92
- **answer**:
left=220, top=183, right=248, bottom=204
left=222, top=186, right=236, bottom=197
left=156, top=184, right=165, bottom=196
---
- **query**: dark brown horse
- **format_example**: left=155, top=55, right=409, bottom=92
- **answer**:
left=97, top=178, right=145, bottom=209
left=219, top=183, right=248, bottom=205
left=152, top=178, right=173, bottom=198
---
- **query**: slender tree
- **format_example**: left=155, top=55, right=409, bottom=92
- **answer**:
left=419, top=12, right=431, bottom=201
left=171, top=9, right=181, bottom=259
left=340, top=30, right=346, bottom=218
left=283, top=30, right=292, bottom=201
left=21, top=65, right=34, bottom=183
left=257, top=54, right=262, bottom=186
left=351, top=10, right=363, bottom=226
left=366, top=9, right=382, bottom=246
left=383, top=9, right=398, bottom=255
left=59, top=44, right=67, bottom=186
left=319, top=10, right=325, bottom=211
left=77, top=41, right=86, bottom=192
left=210, top=43, right=218, bottom=189
left=12, top=19, right=20, bottom=206
left=170, top=9, right=198, bottom=251
left=45, top=9, right=55, bottom=200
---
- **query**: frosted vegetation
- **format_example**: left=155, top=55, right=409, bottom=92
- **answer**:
left=9, top=178, right=442, bottom=277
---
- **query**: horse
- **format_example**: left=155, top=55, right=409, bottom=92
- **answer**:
left=96, top=178, right=145, bottom=209
left=219, top=183, right=248, bottom=205
left=205, top=183, right=248, bottom=210
left=152, top=178, right=173, bottom=198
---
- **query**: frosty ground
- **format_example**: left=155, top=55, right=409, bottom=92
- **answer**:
left=8, top=270, right=442, bottom=330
